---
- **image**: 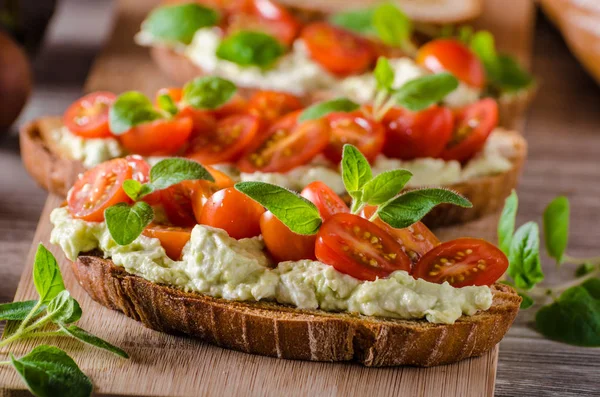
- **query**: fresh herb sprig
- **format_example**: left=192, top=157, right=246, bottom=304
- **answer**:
left=235, top=143, right=471, bottom=234
left=370, top=57, right=459, bottom=121
left=109, top=76, right=236, bottom=135
left=330, top=3, right=416, bottom=55
left=216, top=31, right=286, bottom=69
left=498, top=192, right=600, bottom=347
left=142, top=3, right=220, bottom=45
left=105, top=158, right=214, bottom=245
left=0, top=245, right=129, bottom=397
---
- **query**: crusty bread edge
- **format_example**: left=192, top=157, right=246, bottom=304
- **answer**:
left=19, top=117, right=85, bottom=197
left=71, top=252, right=520, bottom=367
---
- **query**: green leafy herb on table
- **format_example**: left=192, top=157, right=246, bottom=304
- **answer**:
left=0, top=245, right=129, bottom=397
left=498, top=192, right=600, bottom=347
left=235, top=143, right=471, bottom=233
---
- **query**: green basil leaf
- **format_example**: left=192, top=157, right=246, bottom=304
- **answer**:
left=493, top=55, right=534, bottom=92
left=575, top=262, right=597, bottom=278
left=497, top=190, right=518, bottom=256
left=122, top=179, right=153, bottom=201
left=374, top=56, right=395, bottom=92
left=33, top=244, right=65, bottom=305
left=543, top=196, right=569, bottom=266
left=46, top=290, right=82, bottom=325
left=149, top=158, right=214, bottom=191
left=216, top=31, right=285, bottom=69
left=329, top=8, right=376, bottom=35
left=360, top=169, right=412, bottom=205
left=535, top=285, right=600, bottom=347
left=582, top=278, right=600, bottom=300
left=519, top=292, right=534, bottom=309
left=298, top=98, right=359, bottom=122
left=109, top=91, right=163, bottom=135
left=394, top=73, right=459, bottom=111
left=235, top=182, right=321, bottom=235
left=377, top=188, right=471, bottom=228
left=105, top=202, right=154, bottom=246
left=182, top=76, right=237, bottom=110
left=10, top=345, right=93, bottom=397
left=470, top=30, right=500, bottom=79
left=0, top=300, right=43, bottom=321
left=372, top=3, right=412, bottom=48
left=341, top=144, right=372, bottom=195
left=157, top=93, right=178, bottom=116
left=507, top=222, right=544, bottom=290
left=142, top=3, right=220, bottom=45
left=61, top=325, right=129, bottom=359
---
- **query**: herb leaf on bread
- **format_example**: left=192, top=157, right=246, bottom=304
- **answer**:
left=216, top=31, right=286, bottom=69
left=142, top=3, right=220, bottom=45
left=298, top=98, right=360, bottom=122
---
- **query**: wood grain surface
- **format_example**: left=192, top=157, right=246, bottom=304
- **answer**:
left=1, top=0, right=599, bottom=396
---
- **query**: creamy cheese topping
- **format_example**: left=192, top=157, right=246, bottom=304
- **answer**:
left=52, top=126, right=125, bottom=169
left=140, top=27, right=481, bottom=104
left=50, top=207, right=492, bottom=324
left=236, top=129, right=516, bottom=194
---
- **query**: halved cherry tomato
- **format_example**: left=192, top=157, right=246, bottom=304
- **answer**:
left=412, top=238, right=508, bottom=287
left=324, top=111, right=385, bottom=163
left=125, top=155, right=150, bottom=183
left=260, top=211, right=316, bottom=262
left=64, top=92, right=116, bottom=138
left=119, top=116, right=193, bottom=156
left=301, top=22, right=376, bottom=76
left=247, top=90, right=303, bottom=125
left=155, top=87, right=218, bottom=138
left=315, top=213, right=411, bottom=281
left=199, top=187, right=265, bottom=239
left=227, top=0, right=301, bottom=46
left=142, top=223, right=192, bottom=260
left=361, top=205, right=439, bottom=264
left=237, top=110, right=330, bottom=173
left=67, top=158, right=132, bottom=222
left=440, top=98, right=498, bottom=162
left=185, top=114, right=260, bottom=164
left=381, top=105, right=454, bottom=160
left=416, top=39, right=486, bottom=89
left=301, top=181, right=349, bottom=221
left=204, top=165, right=235, bottom=190
left=190, top=166, right=235, bottom=221
left=210, top=94, right=248, bottom=119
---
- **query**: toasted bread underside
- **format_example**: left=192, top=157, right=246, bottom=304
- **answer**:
left=72, top=253, right=520, bottom=367
left=20, top=118, right=527, bottom=227
left=149, top=47, right=535, bottom=129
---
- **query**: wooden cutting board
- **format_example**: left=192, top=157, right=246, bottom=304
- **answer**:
left=0, top=0, right=534, bottom=395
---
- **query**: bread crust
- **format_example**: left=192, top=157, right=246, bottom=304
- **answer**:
left=20, top=118, right=526, bottom=227
left=71, top=252, right=520, bottom=367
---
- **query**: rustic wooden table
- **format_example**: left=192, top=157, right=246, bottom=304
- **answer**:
left=0, top=0, right=599, bottom=395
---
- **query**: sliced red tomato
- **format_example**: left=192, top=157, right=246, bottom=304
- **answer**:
left=156, top=87, right=218, bottom=138
left=324, top=111, right=385, bottom=163
left=381, top=105, right=454, bottom=160
left=67, top=158, right=132, bottom=222
left=190, top=166, right=235, bottom=221
left=361, top=205, right=440, bottom=264
left=440, top=98, right=498, bottom=162
left=227, top=0, right=301, bottom=46
left=247, top=90, right=303, bottom=125
left=142, top=223, right=192, bottom=260
left=185, top=114, right=260, bottom=164
left=199, top=187, right=265, bottom=239
left=125, top=155, right=150, bottom=183
left=119, top=116, right=193, bottom=156
left=416, top=39, right=486, bottom=89
left=64, top=92, right=116, bottom=138
left=260, top=211, right=316, bottom=262
left=300, top=181, right=349, bottom=221
left=237, top=110, right=330, bottom=173
left=412, top=238, right=508, bottom=287
left=315, top=213, right=411, bottom=281
left=301, top=22, right=376, bottom=76
left=210, top=94, right=248, bottom=119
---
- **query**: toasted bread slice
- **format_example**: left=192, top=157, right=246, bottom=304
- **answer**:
left=148, top=46, right=535, bottom=129
left=20, top=118, right=526, bottom=227
left=71, top=252, right=520, bottom=367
